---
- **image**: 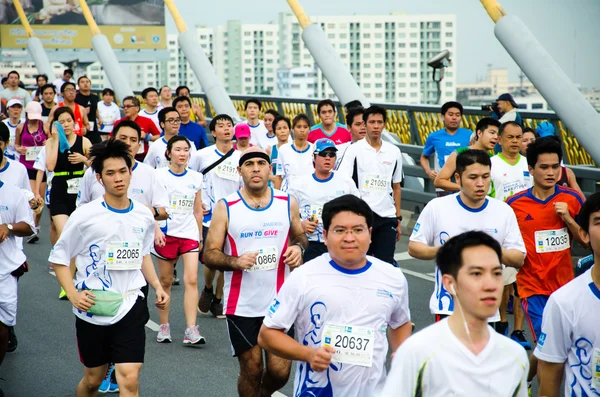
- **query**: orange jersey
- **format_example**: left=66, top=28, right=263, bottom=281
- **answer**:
left=507, top=186, right=584, bottom=298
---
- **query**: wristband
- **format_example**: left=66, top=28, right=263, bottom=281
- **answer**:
left=144, top=133, right=152, bottom=143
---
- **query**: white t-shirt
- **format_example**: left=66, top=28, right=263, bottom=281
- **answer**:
left=264, top=253, right=411, bottom=397
left=97, top=102, right=121, bottom=134
left=490, top=154, right=532, bottom=201
left=253, top=132, right=278, bottom=151
left=248, top=120, right=268, bottom=147
left=0, top=159, right=31, bottom=192
left=77, top=161, right=169, bottom=209
left=48, top=198, right=155, bottom=325
left=0, top=182, right=35, bottom=276
left=338, top=139, right=403, bottom=218
left=33, top=147, right=53, bottom=206
left=51, top=78, right=75, bottom=102
left=154, top=167, right=203, bottom=240
left=143, top=137, right=197, bottom=169
left=409, top=193, right=526, bottom=316
left=275, top=142, right=315, bottom=192
left=2, top=119, right=24, bottom=160
left=534, top=267, right=600, bottom=396
left=139, top=108, right=161, bottom=132
left=288, top=172, right=360, bottom=242
left=188, top=145, right=242, bottom=227
left=380, top=318, right=529, bottom=397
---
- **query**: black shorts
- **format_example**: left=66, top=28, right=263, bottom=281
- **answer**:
left=75, top=297, right=149, bottom=368
left=49, top=193, right=77, bottom=216
left=226, top=315, right=294, bottom=357
left=27, top=168, right=47, bottom=182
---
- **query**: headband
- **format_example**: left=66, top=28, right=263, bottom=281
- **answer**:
left=239, top=151, right=271, bottom=167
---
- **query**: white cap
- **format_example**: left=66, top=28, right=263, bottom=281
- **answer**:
left=25, top=101, right=43, bottom=121
left=6, top=99, right=23, bottom=108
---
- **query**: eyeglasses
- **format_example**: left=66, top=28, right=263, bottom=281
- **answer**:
left=166, top=118, right=182, bottom=124
left=63, top=88, right=75, bottom=93
left=317, top=151, right=336, bottom=158
left=330, top=227, right=367, bottom=236
left=123, top=105, right=137, bottom=109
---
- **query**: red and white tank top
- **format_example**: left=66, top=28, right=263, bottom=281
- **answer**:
left=222, top=188, right=291, bottom=317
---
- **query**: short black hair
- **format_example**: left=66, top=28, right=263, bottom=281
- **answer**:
left=363, top=105, right=387, bottom=123
left=61, top=81, right=76, bottom=93
left=158, top=106, right=178, bottom=125
left=526, top=136, right=563, bottom=168
left=273, top=116, right=291, bottom=132
left=345, top=100, right=363, bottom=111
left=499, top=121, right=523, bottom=136
left=322, top=195, right=373, bottom=232
left=292, top=113, right=310, bottom=129
left=317, top=99, right=336, bottom=114
left=173, top=96, right=191, bottom=108
left=578, top=192, right=600, bottom=234
left=36, top=74, right=48, bottom=83
left=245, top=99, right=261, bottom=110
left=142, top=87, right=158, bottom=99
left=209, top=114, right=234, bottom=132
left=102, top=88, right=115, bottom=97
left=41, top=83, right=56, bottom=94
left=112, top=119, right=142, bottom=141
left=122, top=96, right=140, bottom=107
left=436, top=231, right=502, bottom=279
left=175, top=85, right=190, bottom=96
left=165, top=135, right=191, bottom=161
left=90, top=139, right=132, bottom=176
left=522, top=126, right=536, bottom=135
left=7, top=70, right=19, bottom=79
left=77, top=75, right=90, bottom=84
left=441, top=101, right=464, bottom=115
left=264, top=109, right=279, bottom=118
left=346, top=106, right=365, bottom=127
left=53, top=106, right=76, bottom=124
left=455, top=149, right=491, bottom=177
left=475, top=117, right=500, bottom=136
left=63, top=68, right=74, bottom=76
left=0, top=122, right=9, bottom=143
left=1, top=77, right=7, bottom=85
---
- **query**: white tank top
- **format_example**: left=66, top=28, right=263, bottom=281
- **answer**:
left=490, top=154, right=532, bottom=201
left=222, top=187, right=291, bottom=317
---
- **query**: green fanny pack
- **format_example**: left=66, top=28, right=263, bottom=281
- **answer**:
left=86, top=289, right=137, bottom=317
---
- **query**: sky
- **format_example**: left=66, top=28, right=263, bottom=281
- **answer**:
left=165, top=0, right=600, bottom=87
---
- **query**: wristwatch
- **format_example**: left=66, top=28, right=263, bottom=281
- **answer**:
left=396, top=216, right=403, bottom=221
left=6, top=224, right=13, bottom=231
left=295, top=243, right=306, bottom=256
left=153, top=207, right=160, bottom=218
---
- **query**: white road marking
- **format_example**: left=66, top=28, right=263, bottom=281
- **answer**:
left=273, top=392, right=287, bottom=397
left=426, top=272, right=436, bottom=277
left=145, top=319, right=160, bottom=332
left=393, top=251, right=412, bottom=261
left=399, top=268, right=435, bottom=283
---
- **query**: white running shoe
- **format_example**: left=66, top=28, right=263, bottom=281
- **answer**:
left=156, top=323, right=172, bottom=343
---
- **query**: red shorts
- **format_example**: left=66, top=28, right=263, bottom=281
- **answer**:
left=153, top=236, right=199, bottom=260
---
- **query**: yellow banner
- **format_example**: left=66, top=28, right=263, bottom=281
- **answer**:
left=0, top=25, right=166, bottom=49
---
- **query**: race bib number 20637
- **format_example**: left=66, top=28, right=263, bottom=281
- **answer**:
left=322, top=323, right=375, bottom=367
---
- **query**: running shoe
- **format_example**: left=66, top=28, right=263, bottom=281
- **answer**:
left=494, top=321, right=509, bottom=336
left=172, top=269, right=180, bottom=286
left=58, top=288, right=68, bottom=300
left=48, top=263, right=55, bottom=276
left=210, top=299, right=225, bottom=319
left=183, top=325, right=206, bottom=345
left=98, top=364, right=119, bottom=393
left=198, top=287, right=215, bottom=314
left=7, top=327, right=17, bottom=353
left=506, top=295, right=514, bottom=314
left=26, top=229, right=39, bottom=244
left=156, top=323, right=172, bottom=343
left=528, top=383, right=532, bottom=397
left=510, top=330, right=532, bottom=350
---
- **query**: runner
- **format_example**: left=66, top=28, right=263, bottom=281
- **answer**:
left=139, top=87, right=161, bottom=131
left=266, top=116, right=291, bottom=185
left=307, top=99, right=351, bottom=145
left=75, top=76, right=101, bottom=144
left=40, top=84, right=56, bottom=120
left=521, top=127, right=537, bottom=155
left=204, top=146, right=307, bottom=397
left=144, top=107, right=196, bottom=170
left=434, top=117, right=500, bottom=192
left=0, top=122, right=33, bottom=192
left=382, top=231, right=528, bottom=396
left=30, top=74, right=47, bottom=102
left=233, top=123, right=253, bottom=152
left=33, top=145, right=56, bottom=251
left=49, top=139, right=168, bottom=397
left=153, top=135, right=206, bottom=345
left=189, top=114, right=242, bottom=319
left=420, top=101, right=471, bottom=197
left=175, top=85, right=207, bottom=127
left=259, top=194, right=412, bottom=396
left=96, top=88, right=121, bottom=140
left=244, top=99, right=268, bottom=145
left=158, top=85, right=173, bottom=110
left=0, top=179, right=35, bottom=397
left=338, top=105, right=403, bottom=265
left=51, top=68, right=74, bottom=102
left=252, top=109, right=280, bottom=150
left=48, top=82, right=89, bottom=137
left=0, top=71, right=30, bottom=116
left=408, top=149, right=526, bottom=322
left=288, top=139, right=359, bottom=262
left=507, top=137, right=585, bottom=391
left=46, top=107, right=92, bottom=299
left=15, top=101, right=48, bottom=243
left=534, top=192, right=600, bottom=397
left=2, top=99, right=24, bottom=160
left=274, top=113, right=314, bottom=192
left=335, top=106, right=366, bottom=169
left=113, top=96, right=160, bottom=161
left=173, top=96, right=208, bottom=151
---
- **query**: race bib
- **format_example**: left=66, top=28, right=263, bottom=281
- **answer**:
left=216, top=160, right=238, bottom=181
left=106, top=241, right=142, bottom=270
left=322, top=323, right=375, bottom=367
left=535, top=228, right=570, bottom=253
left=363, top=174, right=388, bottom=193
left=593, top=348, right=600, bottom=389
left=170, top=193, right=194, bottom=213
left=309, top=204, right=323, bottom=223
left=66, top=177, right=82, bottom=194
left=25, top=146, right=42, bottom=161
left=245, top=246, right=278, bottom=272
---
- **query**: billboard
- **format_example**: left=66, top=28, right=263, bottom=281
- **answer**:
left=0, top=0, right=166, bottom=49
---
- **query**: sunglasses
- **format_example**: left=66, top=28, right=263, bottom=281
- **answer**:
left=317, top=151, right=336, bottom=158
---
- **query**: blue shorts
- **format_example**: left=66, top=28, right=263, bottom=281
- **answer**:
left=521, top=295, right=549, bottom=342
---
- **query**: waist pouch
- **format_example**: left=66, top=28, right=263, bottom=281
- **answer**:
left=86, top=289, right=137, bottom=317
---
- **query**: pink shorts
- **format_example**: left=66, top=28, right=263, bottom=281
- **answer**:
left=153, top=236, right=199, bottom=260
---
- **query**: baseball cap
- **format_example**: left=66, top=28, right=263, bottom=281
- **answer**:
left=25, top=101, right=43, bottom=121
left=536, top=121, right=555, bottom=138
left=235, top=123, right=251, bottom=139
left=496, top=93, right=518, bottom=108
left=6, top=99, right=23, bottom=108
left=314, top=138, right=338, bottom=153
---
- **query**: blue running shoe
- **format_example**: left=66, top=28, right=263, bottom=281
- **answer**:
left=98, top=364, right=119, bottom=393
left=510, top=330, right=532, bottom=350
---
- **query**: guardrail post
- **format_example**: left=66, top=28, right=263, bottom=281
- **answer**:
left=304, top=101, right=316, bottom=125
left=409, top=110, right=420, bottom=145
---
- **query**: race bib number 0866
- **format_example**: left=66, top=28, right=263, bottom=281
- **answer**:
left=245, top=246, right=278, bottom=272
